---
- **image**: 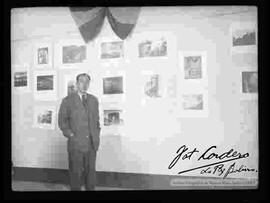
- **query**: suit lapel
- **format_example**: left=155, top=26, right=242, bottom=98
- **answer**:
left=74, top=93, right=85, bottom=111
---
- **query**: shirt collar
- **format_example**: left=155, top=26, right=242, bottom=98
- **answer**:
left=78, top=91, right=87, bottom=100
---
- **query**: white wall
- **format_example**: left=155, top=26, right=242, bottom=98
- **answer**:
left=11, top=6, right=258, bottom=178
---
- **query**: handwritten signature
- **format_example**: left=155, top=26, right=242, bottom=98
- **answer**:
left=168, top=145, right=257, bottom=178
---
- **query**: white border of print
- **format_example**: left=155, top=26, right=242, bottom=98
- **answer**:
left=56, top=39, right=87, bottom=68
left=230, top=21, right=257, bottom=54
left=179, top=51, right=207, bottom=84
left=101, top=70, right=126, bottom=103
left=32, top=105, right=56, bottom=130
left=239, top=68, right=258, bottom=100
left=132, top=31, right=176, bottom=61
left=33, top=43, right=53, bottom=69
left=12, top=64, right=31, bottom=94
left=178, top=89, right=209, bottom=118
left=33, top=70, right=57, bottom=101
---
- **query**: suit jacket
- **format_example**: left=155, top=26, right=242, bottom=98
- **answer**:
left=58, top=92, right=101, bottom=152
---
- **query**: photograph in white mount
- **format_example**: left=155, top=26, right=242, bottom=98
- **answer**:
left=239, top=70, right=258, bottom=100
left=139, top=36, right=167, bottom=58
left=182, top=94, right=203, bottom=110
left=100, top=102, right=126, bottom=136
left=230, top=22, right=257, bottom=54
left=179, top=51, right=207, bottom=83
left=178, top=90, right=209, bottom=117
left=103, top=76, right=123, bottom=95
left=101, top=71, right=126, bottom=103
left=242, top=71, right=258, bottom=93
left=62, top=45, right=86, bottom=64
left=33, top=105, right=56, bottom=129
left=56, top=39, right=87, bottom=68
left=103, top=109, right=124, bottom=126
left=33, top=43, right=53, bottom=68
left=12, top=65, right=31, bottom=93
left=33, top=70, right=57, bottom=100
left=100, top=41, right=124, bottom=59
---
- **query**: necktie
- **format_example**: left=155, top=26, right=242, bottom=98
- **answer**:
left=82, top=94, right=87, bottom=109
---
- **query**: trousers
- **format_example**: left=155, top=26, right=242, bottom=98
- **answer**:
left=68, top=139, right=96, bottom=191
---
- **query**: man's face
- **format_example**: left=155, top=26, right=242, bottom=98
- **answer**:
left=76, top=76, right=90, bottom=93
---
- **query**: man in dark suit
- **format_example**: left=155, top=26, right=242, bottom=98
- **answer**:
left=58, top=73, right=101, bottom=191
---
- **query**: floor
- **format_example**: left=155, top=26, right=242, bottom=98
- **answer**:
left=12, top=180, right=131, bottom=191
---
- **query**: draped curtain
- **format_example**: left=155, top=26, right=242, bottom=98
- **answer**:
left=70, top=7, right=141, bottom=43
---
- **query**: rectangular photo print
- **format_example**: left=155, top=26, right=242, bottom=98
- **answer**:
left=100, top=41, right=124, bottom=59
left=230, top=22, right=257, bottom=54
left=239, top=69, right=258, bottom=100
left=33, top=70, right=57, bottom=100
left=103, top=76, right=123, bottom=95
left=179, top=51, right=207, bottom=83
left=103, top=109, right=124, bottom=126
left=101, top=71, right=126, bottom=103
left=33, top=105, right=56, bottom=129
left=12, top=65, right=30, bottom=93
left=33, top=43, right=53, bottom=68
left=138, top=36, right=167, bottom=58
left=178, top=90, right=209, bottom=118
left=56, top=39, right=87, bottom=68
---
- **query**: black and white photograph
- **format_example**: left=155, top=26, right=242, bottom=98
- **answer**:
left=233, top=29, right=256, bottom=47
left=182, top=94, right=203, bottom=110
left=184, top=56, right=202, bottom=79
left=103, top=109, right=124, bottom=126
left=33, top=106, right=56, bottom=129
left=101, top=41, right=124, bottom=59
left=37, top=75, right=54, bottom=91
left=38, top=47, right=48, bottom=64
left=242, top=71, right=258, bottom=93
left=62, top=45, right=86, bottom=64
left=33, top=70, right=57, bottom=100
left=103, top=76, right=123, bottom=95
left=34, top=43, right=52, bottom=68
left=230, top=22, right=257, bottom=53
left=144, top=74, right=161, bottom=98
left=12, top=65, right=30, bottom=93
left=14, top=71, right=27, bottom=87
left=138, top=37, right=167, bottom=58
left=10, top=7, right=259, bottom=194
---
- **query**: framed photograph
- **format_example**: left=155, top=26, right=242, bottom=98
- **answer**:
left=178, top=90, right=209, bottom=118
left=103, top=109, right=124, bottom=126
left=56, top=39, right=87, bottom=68
left=101, top=71, right=126, bottom=102
left=100, top=41, right=124, bottom=59
left=33, top=105, right=56, bottom=129
left=100, top=101, right=126, bottom=136
left=230, top=22, right=257, bottom=54
left=12, top=65, right=30, bottom=93
left=182, top=94, right=203, bottom=110
left=133, top=32, right=177, bottom=60
left=140, top=70, right=164, bottom=106
left=33, top=70, right=57, bottom=100
left=33, top=43, right=53, bottom=68
left=103, top=76, right=123, bottom=95
left=139, top=37, right=167, bottom=58
left=62, top=45, right=86, bottom=64
left=179, top=51, right=207, bottom=83
left=240, top=69, right=258, bottom=100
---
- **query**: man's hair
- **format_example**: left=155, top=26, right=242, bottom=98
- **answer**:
left=76, top=73, right=91, bottom=82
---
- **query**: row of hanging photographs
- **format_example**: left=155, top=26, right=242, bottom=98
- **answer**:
left=12, top=23, right=258, bottom=130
